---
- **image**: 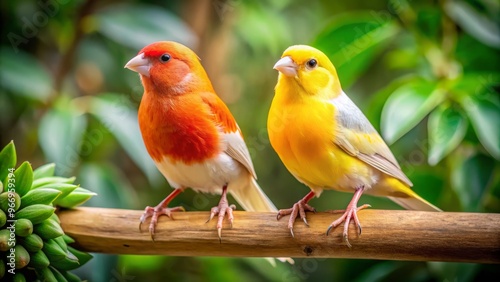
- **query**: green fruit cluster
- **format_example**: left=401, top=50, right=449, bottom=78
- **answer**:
left=0, top=142, right=95, bottom=281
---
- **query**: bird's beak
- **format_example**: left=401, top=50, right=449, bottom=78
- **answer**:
left=125, top=53, right=150, bottom=77
left=273, top=56, right=298, bottom=77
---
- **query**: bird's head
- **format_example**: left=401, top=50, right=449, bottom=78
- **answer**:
left=125, top=41, right=212, bottom=95
left=273, top=45, right=342, bottom=99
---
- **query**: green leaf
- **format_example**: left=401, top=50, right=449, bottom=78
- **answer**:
left=455, top=35, right=500, bottom=73
left=449, top=73, right=500, bottom=99
left=445, top=1, right=500, bottom=49
left=0, top=48, right=53, bottom=102
left=366, top=75, right=419, bottom=130
left=428, top=105, right=468, bottom=165
left=0, top=141, right=16, bottom=185
left=87, top=94, right=161, bottom=184
left=381, top=79, right=445, bottom=144
left=416, top=7, right=442, bottom=43
left=33, top=163, right=56, bottom=180
left=120, top=255, right=168, bottom=271
left=234, top=4, right=292, bottom=55
left=313, top=12, right=400, bottom=88
left=461, top=96, right=500, bottom=159
left=451, top=153, right=495, bottom=211
left=355, top=261, right=406, bottom=282
left=428, top=262, right=479, bottom=282
left=13, top=161, right=33, bottom=197
left=38, top=101, right=87, bottom=176
left=94, top=4, right=197, bottom=50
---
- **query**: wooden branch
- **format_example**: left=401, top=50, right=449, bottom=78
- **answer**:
left=58, top=207, right=500, bottom=263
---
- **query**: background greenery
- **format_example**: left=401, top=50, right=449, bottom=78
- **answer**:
left=1, top=0, right=499, bottom=281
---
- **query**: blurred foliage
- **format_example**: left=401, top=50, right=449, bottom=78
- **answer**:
left=1, top=0, right=499, bottom=281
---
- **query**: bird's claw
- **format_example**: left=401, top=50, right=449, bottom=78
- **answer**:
left=139, top=205, right=185, bottom=241
left=326, top=204, right=370, bottom=248
left=277, top=200, right=316, bottom=237
left=207, top=203, right=236, bottom=241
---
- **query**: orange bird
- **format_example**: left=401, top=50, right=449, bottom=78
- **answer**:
left=125, top=41, right=278, bottom=240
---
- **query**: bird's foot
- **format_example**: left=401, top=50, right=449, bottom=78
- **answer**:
left=207, top=199, right=236, bottom=242
left=277, top=193, right=316, bottom=237
left=139, top=204, right=185, bottom=241
left=326, top=204, right=370, bottom=248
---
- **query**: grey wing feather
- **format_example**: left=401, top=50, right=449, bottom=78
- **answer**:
left=331, top=93, right=413, bottom=187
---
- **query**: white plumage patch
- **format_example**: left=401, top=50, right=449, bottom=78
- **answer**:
left=155, top=152, right=243, bottom=194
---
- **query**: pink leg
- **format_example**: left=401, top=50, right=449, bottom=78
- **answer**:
left=277, top=191, right=316, bottom=237
left=206, top=185, right=236, bottom=241
left=139, top=188, right=185, bottom=240
left=326, top=187, right=371, bottom=248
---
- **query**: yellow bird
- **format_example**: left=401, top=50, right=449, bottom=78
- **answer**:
left=268, top=45, right=441, bottom=247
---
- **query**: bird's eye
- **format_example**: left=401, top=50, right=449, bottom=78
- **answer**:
left=160, top=54, right=171, bottom=63
left=306, top=59, right=317, bottom=69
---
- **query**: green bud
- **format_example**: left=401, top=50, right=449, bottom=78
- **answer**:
left=0, top=209, right=6, bottom=227
left=54, top=187, right=96, bottom=208
left=32, top=176, right=75, bottom=189
left=50, top=266, right=69, bottom=282
left=14, top=218, right=33, bottom=237
left=36, top=183, right=78, bottom=200
left=12, top=273, right=27, bottom=282
left=20, top=188, right=62, bottom=209
left=53, top=235, right=68, bottom=252
left=15, top=204, right=55, bottom=224
left=43, top=238, right=67, bottom=262
left=0, top=191, right=21, bottom=212
left=62, top=270, right=82, bottom=282
left=14, top=244, right=30, bottom=269
left=68, top=246, right=93, bottom=266
left=0, top=141, right=16, bottom=184
left=33, top=163, right=56, bottom=180
left=19, top=233, right=44, bottom=252
left=49, top=252, right=80, bottom=271
left=50, top=213, right=61, bottom=224
left=35, top=218, right=64, bottom=240
left=12, top=161, right=34, bottom=197
left=29, top=250, right=50, bottom=268
left=62, top=234, right=75, bottom=244
left=0, top=229, right=14, bottom=251
left=36, top=267, right=58, bottom=282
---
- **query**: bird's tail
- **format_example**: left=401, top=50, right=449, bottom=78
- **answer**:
left=229, top=176, right=294, bottom=265
left=381, top=177, right=441, bottom=212
left=388, top=194, right=441, bottom=211
left=229, top=177, right=278, bottom=212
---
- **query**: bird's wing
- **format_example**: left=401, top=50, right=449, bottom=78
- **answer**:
left=329, top=92, right=413, bottom=187
left=201, top=92, right=257, bottom=179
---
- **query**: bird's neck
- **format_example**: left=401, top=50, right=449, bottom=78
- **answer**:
left=141, top=71, right=214, bottom=97
left=276, top=74, right=343, bottom=104
left=275, top=76, right=305, bottom=104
